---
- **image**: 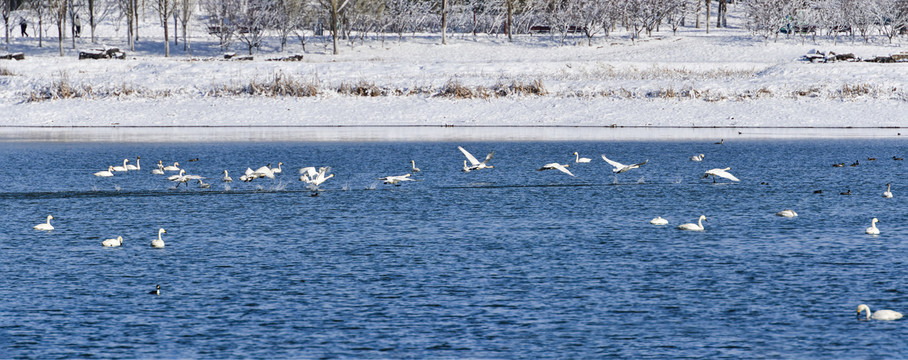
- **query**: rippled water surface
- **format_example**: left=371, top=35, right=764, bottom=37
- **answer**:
left=2, top=140, right=907, bottom=358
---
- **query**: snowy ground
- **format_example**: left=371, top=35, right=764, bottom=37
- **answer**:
left=1, top=9, right=907, bottom=141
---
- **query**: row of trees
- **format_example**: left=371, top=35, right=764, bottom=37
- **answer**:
left=3, top=0, right=908, bottom=56
left=744, top=0, right=908, bottom=44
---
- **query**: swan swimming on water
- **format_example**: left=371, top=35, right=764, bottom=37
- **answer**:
left=111, top=159, right=130, bottom=172
left=102, top=236, right=124, bottom=247
left=690, top=154, right=705, bottom=161
left=601, top=155, right=647, bottom=173
left=222, top=170, right=233, bottom=182
left=702, top=167, right=740, bottom=182
left=459, top=146, right=494, bottom=171
left=411, top=160, right=421, bottom=172
left=125, top=156, right=140, bottom=171
left=677, top=215, right=706, bottom=231
left=776, top=209, right=798, bottom=217
left=573, top=152, right=591, bottom=163
left=151, top=228, right=166, bottom=248
left=163, top=162, right=180, bottom=171
left=650, top=216, right=669, bottom=225
left=94, top=166, right=115, bottom=177
left=33, top=215, right=54, bottom=231
left=537, top=163, right=575, bottom=177
left=883, top=183, right=893, bottom=198
left=866, top=218, right=880, bottom=235
left=857, top=304, right=902, bottom=321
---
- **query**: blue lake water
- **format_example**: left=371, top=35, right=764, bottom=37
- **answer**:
left=1, top=139, right=907, bottom=358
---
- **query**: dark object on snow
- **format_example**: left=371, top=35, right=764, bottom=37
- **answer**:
left=0, top=53, right=25, bottom=60
left=865, top=56, right=895, bottom=63
left=223, top=53, right=253, bottom=61
left=266, top=54, right=304, bottom=62
left=79, top=48, right=125, bottom=60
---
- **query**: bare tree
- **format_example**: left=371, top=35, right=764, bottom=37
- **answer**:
left=151, top=0, right=175, bottom=55
left=175, top=0, right=194, bottom=52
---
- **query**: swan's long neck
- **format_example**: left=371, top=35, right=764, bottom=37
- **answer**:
left=158, top=230, right=165, bottom=240
left=697, top=217, right=704, bottom=229
left=135, top=157, right=140, bottom=169
left=123, top=159, right=129, bottom=166
left=46, top=216, right=52, bottom=225
left=575, top=153, right=579, bottom=162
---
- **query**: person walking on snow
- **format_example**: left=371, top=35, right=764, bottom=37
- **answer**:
left=19, top=18, right=28, bottom=37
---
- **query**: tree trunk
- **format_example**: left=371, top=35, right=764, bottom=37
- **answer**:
left=89, top=0, right=95, bottom=43
left=330, top=0, right=338, bottom=54
left=717, top=0, right=726, bottom=28
left=705, top=0, right=710, bottom=34
left=441, top=0, right=447, bottom=45
left=506, top=0, right=512, bottom=42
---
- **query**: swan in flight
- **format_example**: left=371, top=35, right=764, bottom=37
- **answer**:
left=168, top=169, right=203, bottom=187
left=601, top=155, right=648, bottom=173
left=702, top=167, right=740, bottom=182
left=222, top=170, right=233, bottom=182
left=857, top=304, right=903, bottom=321
left=411, top=160, right=421, bottom=172
left=163, top=162, right=180, bottom=171
left=167, top=169, right=187, bottom=181
left=459, top=146, right=494, bottom=171
left=690, top=154, right=705, bottom=162
left=151, top=228, right=166, bottom=248
left=866, top=218, right=880, bottom=235
left=34, top=215, right=54, bottom=231
left=883, top=183, right=893, bottom=198
left=102, top=236, right=124, bottom=247
left=253, top=164, right=275, bottom=179
left=300, top=167, right=334, bottom=188
left=94, top=166, right=115, bottom=177
left=677, top=215, right=706, bottom=231
left=111, top=159, right=130, bottom=172
left=650, top=216, right=669, bottom=225
left=462, top=160, right=471, bottom=173
left=379, top=173, right=415, bottom=185
left=573, top=152, right=591, bottom=163
left=125, top=156, right=141, bottom=171
left=776, top=209, right=798, bottom=217
left=537, top=163, right=575, bottom=177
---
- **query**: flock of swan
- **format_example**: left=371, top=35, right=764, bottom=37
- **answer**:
left=37, top=144, right=905, bottom=317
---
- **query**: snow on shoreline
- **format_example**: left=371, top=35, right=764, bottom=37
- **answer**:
left=2, top=14, right=907, bottom=141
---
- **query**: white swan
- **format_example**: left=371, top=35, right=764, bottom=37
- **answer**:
left=462, top=160, right=471, bottom=173
left=162, top=162, right=180, bottom=171
left=411, top=160, right=421, bottom=172
left=702, top=167, right=740, bottom=182
left=857, top=304, right=902, bottom=321
left=690, top=153, right=705, bottom=161
left=33, top=215, right=54, bottom=231
left=151, top=228, right=166, bottom=248
left=883, top=183, right=893, bottom=198
left=866, top=218, right=880, bottom=235
left=650, top=216, right=669, bottom=225
left=125, top=156, right=140, bottom=171
left=111, top=158, right=129, bottom=172
left=573, top=152, right=591, bottom=163
left=197, top=179, right=211, bottom=188
left=253, top=164, right=275, bottom=179
left=151, top=163, right=165, bottom=175
left=272, top=162, right=283, bottom=174
left=459, top=146, right=494, bottom=171
left=677, top=215, right=706, bottom=231
left=776, top=209, right=798, bottom=217
left=601, top=155, right=648, bottom=173
left=379, top=173, right=415, bottom=185
left=537, top=163, right=575, bottom=177
left=167, top=169, right=186, bottom=181
left=102, top=236, right=123, bottom=247
left=94, top=166, right=115, bottom=177
left=222, top=170, right=233, bottom=182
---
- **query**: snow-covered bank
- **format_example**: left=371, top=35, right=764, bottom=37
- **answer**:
left=2, top=8, right=907, bottom=140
